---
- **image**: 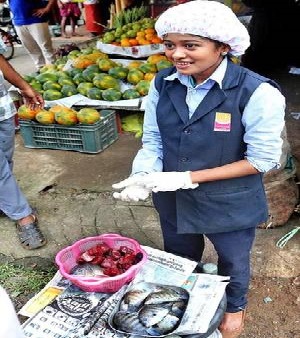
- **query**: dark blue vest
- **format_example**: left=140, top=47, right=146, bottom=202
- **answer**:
left=153, top=61, right=279, bottom=233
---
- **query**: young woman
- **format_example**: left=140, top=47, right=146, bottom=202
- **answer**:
left=112, top=1, right=285, bottom=337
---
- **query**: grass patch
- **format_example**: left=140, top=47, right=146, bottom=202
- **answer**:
left=0, top=263, right=56, bottom=300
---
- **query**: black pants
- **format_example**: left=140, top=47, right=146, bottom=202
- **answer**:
left=153, top=192, right=256, bottom=312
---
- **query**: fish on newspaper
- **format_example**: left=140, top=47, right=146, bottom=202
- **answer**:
left=112, top=282, right=189, bottom=336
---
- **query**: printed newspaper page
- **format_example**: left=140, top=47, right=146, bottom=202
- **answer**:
left=21, top=246, right=227, bottom=338
left=19, top=271, right=70, bottom=318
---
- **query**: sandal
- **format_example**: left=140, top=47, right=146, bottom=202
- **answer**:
left=16, top=215, right=46, bottom=250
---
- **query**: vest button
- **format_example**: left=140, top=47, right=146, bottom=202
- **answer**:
left=184, top=128, right=191, bottom=134
left=181, top=157, right=188, bottom=162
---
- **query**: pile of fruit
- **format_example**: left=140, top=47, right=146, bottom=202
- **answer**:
left=23, top=47, right=172, bottom=101
left=101, top=5, right=162, bottom=47
left=101, top=18, right=162, bottom=47
left=18, top=104, right=101, bottom=126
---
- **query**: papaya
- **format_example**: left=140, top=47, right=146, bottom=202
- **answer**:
left=94, top=75, right=120, bottom=90
left=77, top=108, right=101, bottom=124
left=23, top=74, right=35, bottom=83
left=127, top=69, right=144, bottom=85
left=43, top=81, right=62, bottom=91
left=144, top=73, right=156, bottom=81
left=135, top=80, right=151, bottom=96
left=67, top=67, right=83, bottom=78
left=97, top=59, right=118, bottom=72
left=36, top=72, right=58, bottom=84
left=85, top=64, right=100, bottom=73
left=87, top=87, right=103, bottom=100
left=108, top=66, right=129, bottom=80
left=92, top=73, right=107, bottom=88
left=73, top=73, right=86, bottom=85
left=156, top=60, right=173, bottom=71
left=35, top=110, right=55, bottom=124
left=39, top=64, right=56, bottom=73
left=80, top=47, right=94, bottom=55
left=58, top=77, right=75, bottom=86
left=147, top=54, right=167, bottom=65
left=127, top=61, right=143, bottom=70
left=55, top=71, right=71, bottom=79
left=73, top=56, right=95, bottom=69
left=101, top=88, right=122, bottom=101
left=138, top=63, right=157, bottom=74
left=55, top=109, right=78, bottom=125
left=82, top=68, right=98, bottom=82
left=30, top=81, right=43, bottom=92
left=49, top=105, right=65, bottom=114
left=122, top=88, right=141, bottom=100
left=61, top=85, right=78, bottom=97
left=18, top=104, right=39, bottom=120
left=43, top=89, right=63, bottom=101
left=77, top=82, right=94, bottom=96
left=67, top=50, right=81, bottom=58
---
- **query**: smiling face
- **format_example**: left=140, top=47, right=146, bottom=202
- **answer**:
left=163, top=33, right=229, bottom=84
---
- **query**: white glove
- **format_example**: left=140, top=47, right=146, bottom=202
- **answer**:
left=112, top=173, right=146, bottom=190
left=140, top=171, right=199, bottom=192
left=113, top=185, right=150, bottom=202
left=112, top=174, right=151, bottom=202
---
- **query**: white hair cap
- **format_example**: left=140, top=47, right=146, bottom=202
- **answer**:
left=155, top=0, right=250, bottom=56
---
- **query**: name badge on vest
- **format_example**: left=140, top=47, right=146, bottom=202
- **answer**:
left=214, top=112, right=231, bottom=132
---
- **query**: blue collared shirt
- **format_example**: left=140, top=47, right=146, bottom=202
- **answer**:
left=132, top=58, right=286, bottom=174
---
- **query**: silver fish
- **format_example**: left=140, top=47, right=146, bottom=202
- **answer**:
left=154, top=313, right=180, bottom=334
left=170, top=300, right=187, bottom=317
left=70, top=263, right=104, bottom=277
left=144, top=287, right=188, bottom=305
left=119, top=283, right=164, bottom=311
left=119, top=290, right=151, bottom=311
left=113, top=311, right=148, bottom=335
left=138, top=304, right=169, bottom=327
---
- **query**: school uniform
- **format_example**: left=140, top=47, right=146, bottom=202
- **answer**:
left=132, top=58, right=285, bottom=312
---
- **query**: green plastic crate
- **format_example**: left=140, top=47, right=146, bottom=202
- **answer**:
left=19, top=109, right=118, bottom=154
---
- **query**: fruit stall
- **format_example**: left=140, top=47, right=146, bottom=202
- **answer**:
left=16, top=4, right=175, bottom=153
left=16, top=1, right=248, bottom=153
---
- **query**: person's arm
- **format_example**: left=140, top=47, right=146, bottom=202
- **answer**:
left=33, top=0, right=57, bottom=17
left=118, top=81, right=285, bottom=193
left=0, top=55, right=44, bottom=109
left=170, top=82, right=285, bottom=187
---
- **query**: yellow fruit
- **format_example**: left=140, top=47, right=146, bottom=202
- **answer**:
left=18, top=105, right=39, bottom=120
left=35, top=110, right=55, bottom=124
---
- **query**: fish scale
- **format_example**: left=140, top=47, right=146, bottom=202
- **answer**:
left=138, top=304, right=170, bottom=327
left=144, top=288, right=187, bottom=305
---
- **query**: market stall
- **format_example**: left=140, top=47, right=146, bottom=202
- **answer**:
left=19, top=235, right=228, bottom=338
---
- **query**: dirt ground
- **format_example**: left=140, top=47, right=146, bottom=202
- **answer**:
left=242, top=276, right=299, bottom=338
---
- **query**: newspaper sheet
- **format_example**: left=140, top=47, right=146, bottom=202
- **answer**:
left=21, top=246, right=227, bottom=338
